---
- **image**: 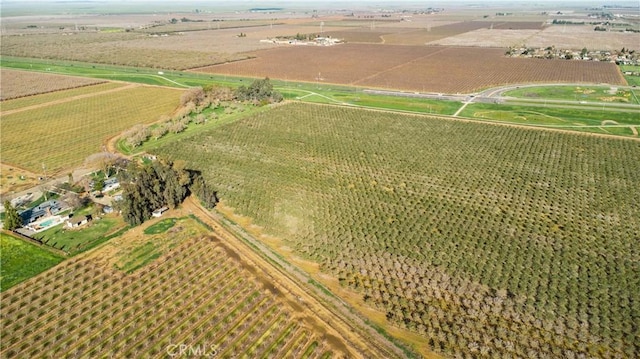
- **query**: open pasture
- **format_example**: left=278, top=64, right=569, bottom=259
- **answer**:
left=0, top=84, right=180, bottom=174
left=199, top=44, right=626, bottom=93
left=0, top=69, right=107, bottom=101
left=504, top=85, right=640, bottom=104
left=0, top=223, right=353, bottom=358
left=153, top=103, right=640, bottom=358
left=0, top=233, right=64, bottom=291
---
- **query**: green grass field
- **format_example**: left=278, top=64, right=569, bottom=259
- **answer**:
left=0, top=232, right=65, bottom=291
left=460, top=102, right=640, bottom=136
left=503, top=85, right=640, bottom=105
left=33, top=214, right=127, bottom=255
left=153, top=102, right=640, bottom=358
left=620, top=65, right=640, bottom=87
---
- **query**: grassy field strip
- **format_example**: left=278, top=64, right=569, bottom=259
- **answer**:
left=124, top=273, right=249, bottom=358
left=1, top=240, right=207, bottom=357
left=503, top=98, right=640, bottom=111
left=71, top=260, right=234, bottom=358
left=0, top=83, right=138, bottom=116
left=0, top=233, right=65, bottom=291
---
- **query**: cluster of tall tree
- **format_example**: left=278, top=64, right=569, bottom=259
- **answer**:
left=117, top=159, right=217, bottom=226
left=3, top=200, right=22, bottom=231
left=235, top=77, right=283, bottom=104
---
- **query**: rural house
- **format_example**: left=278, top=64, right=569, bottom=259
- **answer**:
left=19, top=200, right=63, bottom=224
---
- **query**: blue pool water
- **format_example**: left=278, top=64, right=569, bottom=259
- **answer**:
left=39, top=218, right=58, bottom=227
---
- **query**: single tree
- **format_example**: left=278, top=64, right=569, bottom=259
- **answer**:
left=3, top=200, right=22, bottom=230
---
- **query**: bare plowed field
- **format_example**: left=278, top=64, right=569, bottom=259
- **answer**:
left=196, top=44, right=627, bottom=93
left=525, top=25, right=640, bottom=51
left=381, top=21, right=521, bottom=45
left=428, top=29, right=541, bottom=47
left=0, top=69, right=106, bottom=100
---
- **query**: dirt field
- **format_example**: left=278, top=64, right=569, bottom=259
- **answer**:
left=525, top=25, right=640, bottom=51
left=196, top=44, right=627, bottom=93
left=428, top=29, right=541, bottom=47
left=0, top=164, right=40, bottom=196
left=0, top=69, right=106, bottom=100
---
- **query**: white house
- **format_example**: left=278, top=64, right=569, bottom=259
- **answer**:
left=67, top=214, right=92, bottom=228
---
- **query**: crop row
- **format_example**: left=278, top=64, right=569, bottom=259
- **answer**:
left=153, top=103, right=640, bottom=358
left=201, top=44, right=626, bottom=93
left=0, top=85, right=180, bottom=173
left=0, top=68, right=107, bottom=101
left=1, top=235, right=342, bottom=358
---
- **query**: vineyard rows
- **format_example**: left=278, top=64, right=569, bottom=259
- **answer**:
left=154, top=103, right=640, bottom=358
left=0, top=235, right=342, bottom=358
left=0, top=85, right=180, bottom=173
left=0, top=69, right=107, bottom=101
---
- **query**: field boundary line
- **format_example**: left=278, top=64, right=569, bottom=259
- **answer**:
left=300, top=101, right=640, bottom=141
left=0, top=83, right=139, bottom=116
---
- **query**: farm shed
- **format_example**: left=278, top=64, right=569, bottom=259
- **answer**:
left=66, top=214, right=92, bottom=228
left=152, top=207, right=169, bottom=218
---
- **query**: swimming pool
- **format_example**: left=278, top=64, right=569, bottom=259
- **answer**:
left=36, top=216, right=62, bottom=229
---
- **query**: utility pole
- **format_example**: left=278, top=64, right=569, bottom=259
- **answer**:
left=42, top=163, right=48, bottom=201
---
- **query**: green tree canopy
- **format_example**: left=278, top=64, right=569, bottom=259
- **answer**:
left=3, top=200, right=22, bottom=231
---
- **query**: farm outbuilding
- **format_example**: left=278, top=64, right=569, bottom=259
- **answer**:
left=152, top=207, right=169, bottom=218
left=66, top=214, right=92, bottom=228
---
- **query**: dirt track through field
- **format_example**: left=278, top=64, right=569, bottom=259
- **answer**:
left=0, top=83, right=139, bottom=116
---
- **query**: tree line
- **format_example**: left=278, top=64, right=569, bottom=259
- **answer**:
left=117, top=159, right=218, bottom=226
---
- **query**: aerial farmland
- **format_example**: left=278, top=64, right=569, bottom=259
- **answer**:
left=1, top=1, right=639, bottom=359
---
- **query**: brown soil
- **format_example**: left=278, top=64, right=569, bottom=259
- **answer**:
left=0, top=164, right=40, bottom=196
left=195, top=44, right=626, bottom=94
